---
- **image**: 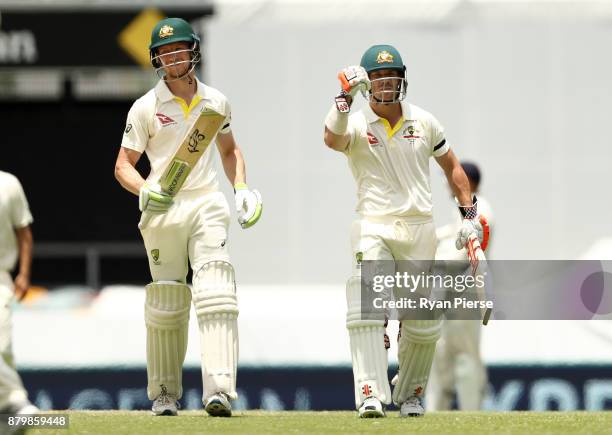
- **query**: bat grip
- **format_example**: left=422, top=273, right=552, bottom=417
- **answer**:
left=338, top=72, right=351, bottom=93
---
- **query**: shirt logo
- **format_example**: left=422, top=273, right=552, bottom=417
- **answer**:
left=376, top=50, right=394, bottom=64
left=124, top=123, right=132, bottom=134
left=367, top=132, right=381, bottom=147
left=402, top=123, right=422, bottom=145
left=159, top=25, right=174, bottom=39
left=156, top=113, right=177, bottom=126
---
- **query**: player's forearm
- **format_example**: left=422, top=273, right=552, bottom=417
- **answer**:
left=115, top=161, right=145, bottom=196
left=220, top=146, right=246, bottom=186
left=447, top=164, right=472, bottom=207
left=436, top=150, right=472, bottom=206
left=15, top=226, right=32, bottom=279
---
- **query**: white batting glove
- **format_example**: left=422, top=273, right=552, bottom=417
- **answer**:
left=234, top=183, right=262, bottom=229
left=139, top=183, right=173, bottom=214
left=338, top=66, right=371, bottom=97
left=455, top=218, right=484, bottom=250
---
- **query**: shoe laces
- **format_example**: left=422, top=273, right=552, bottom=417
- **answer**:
left=158, top=385, right=172, bottom=406
left=406, top=396, right=421, bottom=406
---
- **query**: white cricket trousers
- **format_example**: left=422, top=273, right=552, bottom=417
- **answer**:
left=0, top=271, right=28, bottom=410
left=139, top=190, right=231, bottom=280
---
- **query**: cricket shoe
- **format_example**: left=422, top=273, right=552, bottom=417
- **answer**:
left=204, top=393, right=232, bottom=417
left=151, top=386, right=179, bottom=416
left=400, top=396, right=425, bottom=417
left=358, top=396, right=385, bottom=418
left=15, top=402, right=39, bottom=415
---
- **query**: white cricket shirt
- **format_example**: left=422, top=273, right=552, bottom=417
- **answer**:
left=345, top=101, right=450, bottom=219
left=0, top=171, right=33, bottom=271
left=121, top=78, right=231, bottom=193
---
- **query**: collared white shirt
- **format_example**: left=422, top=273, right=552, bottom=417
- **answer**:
left=0, top=171, right=33, bottom=271
left=121, top=78, right=232, bottom=193
left=345, top=101, right=450, bottom=219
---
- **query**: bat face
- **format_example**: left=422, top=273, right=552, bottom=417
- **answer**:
left=158, top=106, right=225, bottom=195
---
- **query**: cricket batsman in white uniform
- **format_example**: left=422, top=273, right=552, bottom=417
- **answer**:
left=428, top=162, right=493, bottom=411
left=323, top=45, right=487, bottom=418
left=0, top=171, right=38, bottom=415
left=114, top=18, right=262, bottom=417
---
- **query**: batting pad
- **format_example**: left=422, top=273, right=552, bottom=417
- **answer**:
left=144, top=281, right=191, bottom=400
left=345, top=276, right=392, bottom=407
left=392, top=319, right=442, bottom=405
left=193, top=261, right=239, bottom=401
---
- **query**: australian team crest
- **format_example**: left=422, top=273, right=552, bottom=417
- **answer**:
left=402, top=121, right=422, bottom=144
left=151, top=249, right=161, bottom=265
left=159, top=25, right=174, bottom=39
left=376, top=50, right=394, bottom=64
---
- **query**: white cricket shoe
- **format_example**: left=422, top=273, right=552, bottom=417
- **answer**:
left=15, top=402, right=39, bottom=415
left=400, top=396, right=425, bottom=417
left=151, top=386, right=179, bottom=416
left=358, top=396, right=385, bottom=418
left=204, top=393, right=232, bottom=417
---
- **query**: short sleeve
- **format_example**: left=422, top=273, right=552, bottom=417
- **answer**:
left=10, top=177, right=33, bottom=229
left=430, top=115, right=449, bottom=157
left=120, top=100, right=150, bottom=153
left=219, top=99, right=232, bottom=134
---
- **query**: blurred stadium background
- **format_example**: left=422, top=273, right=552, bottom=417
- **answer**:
left=2, top=0, right=612, bottom=412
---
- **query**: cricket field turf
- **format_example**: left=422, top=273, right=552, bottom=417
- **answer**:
left=23, top=411, right=612, bottom=435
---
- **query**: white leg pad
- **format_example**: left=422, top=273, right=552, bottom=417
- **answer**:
left=193, top=261, right=239, bottom=401
left=145, top=281, right=191, bottom=400
left=392, top=319, right=442, bottom=405
left=346, top=276, right=391, bottom=407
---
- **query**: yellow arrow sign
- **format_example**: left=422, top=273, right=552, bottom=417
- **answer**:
left=118, top=8, right=165, bottom=68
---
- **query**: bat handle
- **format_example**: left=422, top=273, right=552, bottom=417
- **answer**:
left=338, top=72, right=351, bottom=93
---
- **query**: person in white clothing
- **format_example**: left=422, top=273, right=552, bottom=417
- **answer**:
left=0, top=170, right=38, bottom=416
left=428, top=162, right=493, bottom=411
left=114, top=17, right=262, bottom=417
left=324, top=45, right=487, bottom=418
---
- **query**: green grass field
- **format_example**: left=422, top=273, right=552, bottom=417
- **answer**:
left=20, top=411, right=612, bottom=435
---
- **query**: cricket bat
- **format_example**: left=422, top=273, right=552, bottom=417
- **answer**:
left=158, top=105, right=226, bottom=196
left=466, top=234, right=492, bottom=325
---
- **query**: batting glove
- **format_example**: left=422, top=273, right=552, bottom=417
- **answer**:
left=338, top=66, right=371, bottom=97
left=139, top=183, right=173, bottom=214
left=234, top=183, right=262, bottom=229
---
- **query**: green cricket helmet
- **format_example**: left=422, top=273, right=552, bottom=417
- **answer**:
left=360, top=44, right=407, bottom=104
left=149, top=17, right=201, bottom=80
